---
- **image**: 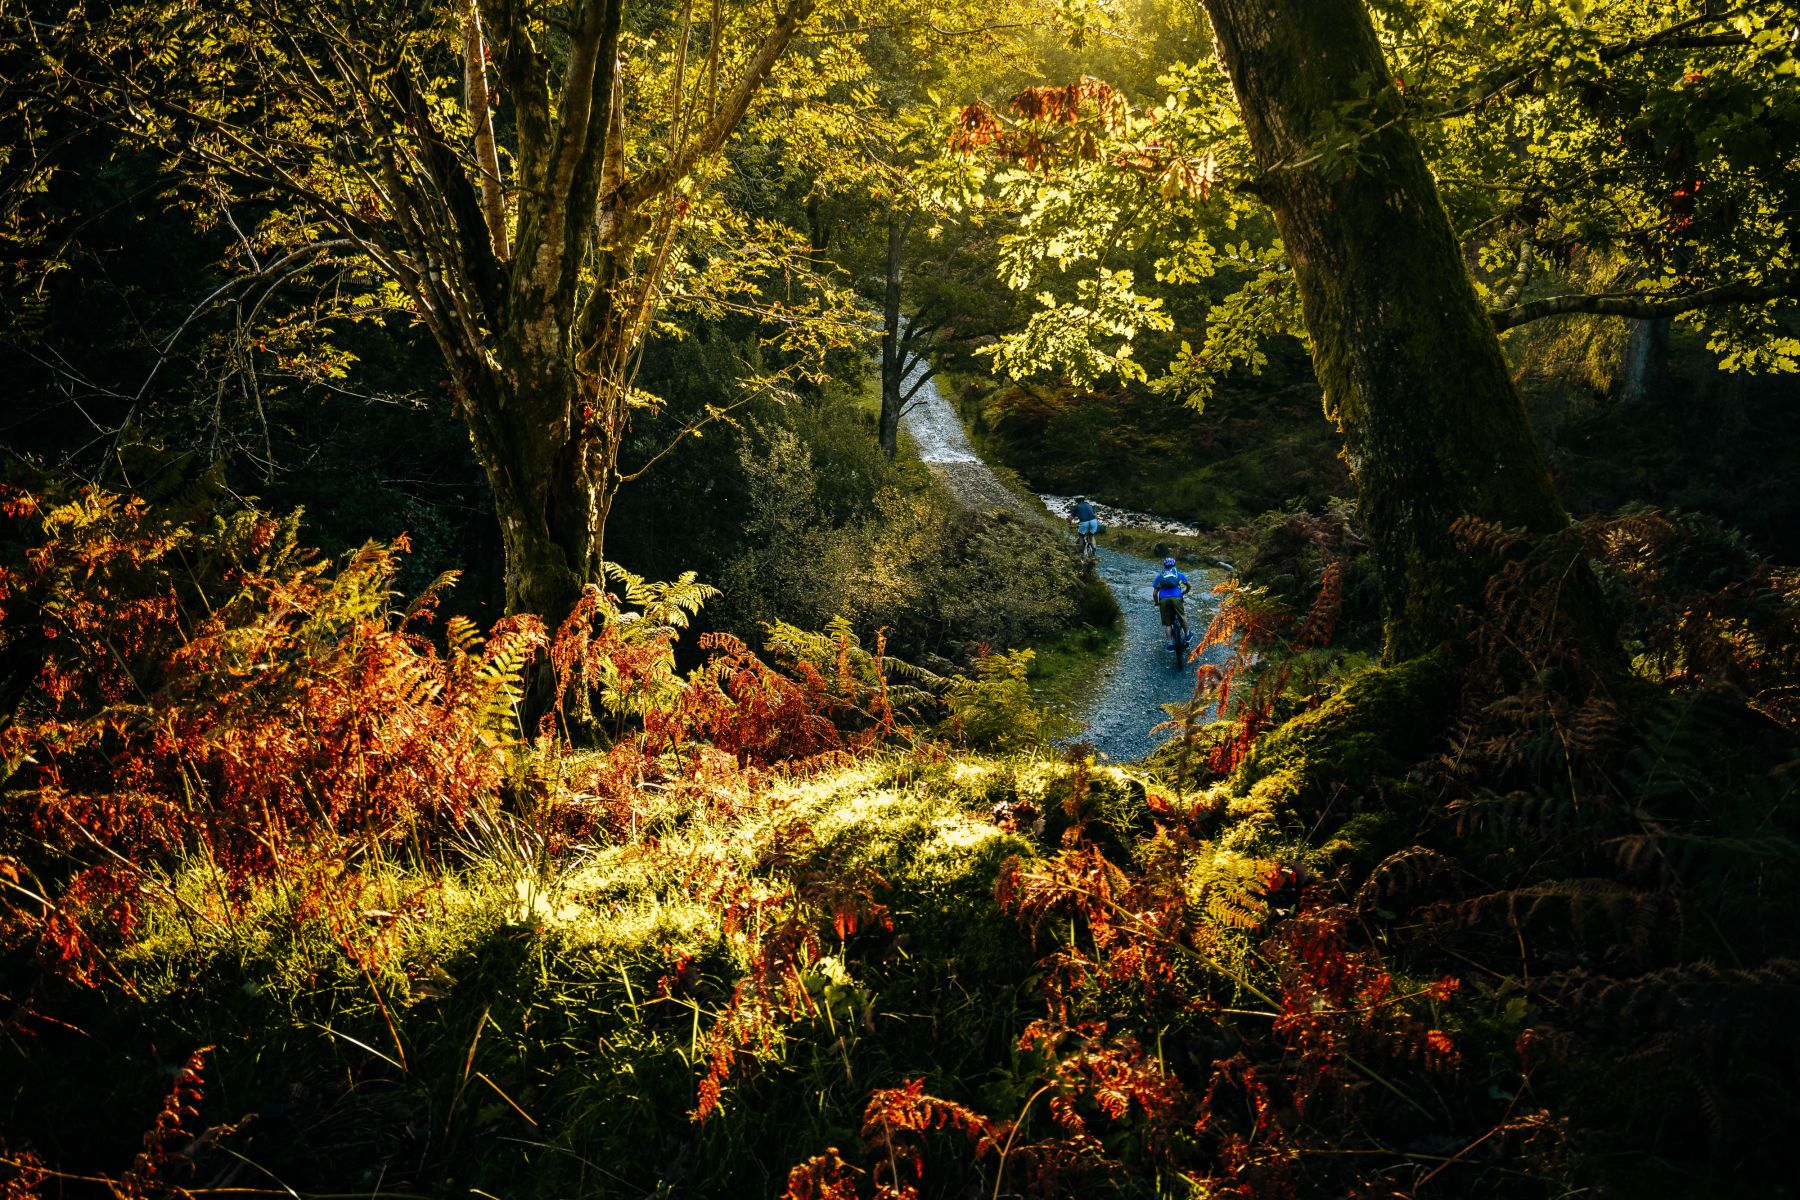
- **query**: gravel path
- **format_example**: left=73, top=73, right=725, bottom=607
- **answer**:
left=928, top=460, right=1037, bottom=515
left=900, top=361, right=1229, bottom=761
left=899, top=360, right=1034, bottom=515
left=1078, top=546, right=1228, bottom=762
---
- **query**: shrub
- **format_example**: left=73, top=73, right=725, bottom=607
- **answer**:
left=943, top=649, right=1076, bottom=751
left=717, top=426, right=1094, bottom=658
left=1216, top=499, right=1380, bottom=651
left=0, top=477, right=535, bottom=981
left=0, top=477, right=915, bottom=986
left=924, top=509, right=1085, bottom=651
left=716, top=424, right=838, bottom=631
left=1584, top=506, right=1800, bottom=726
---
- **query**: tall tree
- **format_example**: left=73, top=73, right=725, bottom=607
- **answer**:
left=972, top=0, right=1800, bottom=388
left=1193, top=0, right=1577, bottom=656
left=13, top=0, right=866, bottom=624
left=788, top=21, right=1035, bottom=461
left=955, top=0, right=1797, bottom=654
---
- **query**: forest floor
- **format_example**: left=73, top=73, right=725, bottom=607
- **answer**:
left=7, top=367, right=1797, bottom=1200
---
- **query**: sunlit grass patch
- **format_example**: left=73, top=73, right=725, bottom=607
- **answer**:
left=9, top=749, right=1073, bottom=1196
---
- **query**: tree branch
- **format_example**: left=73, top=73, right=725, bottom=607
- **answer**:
left=463, top=0, right=509, bottom=260
left=388, top=70, right=506, bottom=323
left=1427, top=9, right=1754, bottom=123
left=482, top=0, right=551, bottom=184
left=901, top=365, right=938, bottom=403
left=1598, top=16, right=1752, bottom=62
left=518, top=0, right=623, bottom=314
left=899, top=314, right=946, bottom=350
left=619, top=0, right=817, bottom=210
left=1490, top=274, right=1800, bottom=330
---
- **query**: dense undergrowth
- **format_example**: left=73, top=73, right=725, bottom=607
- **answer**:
left=712, top=421, right=1109, bottom=667
left=2, top=475, right=1798, bottom=1199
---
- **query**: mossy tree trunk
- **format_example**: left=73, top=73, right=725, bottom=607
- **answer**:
left=1199, top=0, right=1589, bottom=658
left=455, top=322, right=612, bottom=624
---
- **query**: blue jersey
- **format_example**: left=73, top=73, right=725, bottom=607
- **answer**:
left=1073, top=500, right=1097, bottom=522
left=1154, top=569, right=1189, bottom=600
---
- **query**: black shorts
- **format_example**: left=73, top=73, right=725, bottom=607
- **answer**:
left=1158, top=596, right=1186, bottom=624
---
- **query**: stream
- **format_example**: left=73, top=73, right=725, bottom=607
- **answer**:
left=899, top=359, right=1229, bottom=762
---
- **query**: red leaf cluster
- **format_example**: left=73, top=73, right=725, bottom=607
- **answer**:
left=120, top=1044, right=214, bottom=1199
left=0, top=480, right=909, bottom=985
left=1172, top=560, right=1343, bottom=782
left=949, top=76, right=1215, bottom=197
left=663, top=631, right=847, bottom=765
left=804, top=845, right=1478, bottom=1198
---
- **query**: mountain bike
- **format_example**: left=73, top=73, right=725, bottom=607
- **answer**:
left=1158, top=599, right=1192, bottom=662
left=1075, top=524, right=1098, bottom=558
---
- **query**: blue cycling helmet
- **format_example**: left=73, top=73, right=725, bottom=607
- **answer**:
left=1163, top=557, right=1176, bottom=567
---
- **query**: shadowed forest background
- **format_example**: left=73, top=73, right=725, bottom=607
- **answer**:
left=2, top=0, right=1799, bottom=1196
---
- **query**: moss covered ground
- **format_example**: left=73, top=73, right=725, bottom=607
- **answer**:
left=3, top=753, right=1069, bottom=1197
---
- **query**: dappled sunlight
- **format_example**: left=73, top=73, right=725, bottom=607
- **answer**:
left=2, top=0, right=1797, bottom=1193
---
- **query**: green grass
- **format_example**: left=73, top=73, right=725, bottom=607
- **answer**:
left=6, top=751, right=1148, bottom=1199
left=1027, top=618, right=1121, bottom=715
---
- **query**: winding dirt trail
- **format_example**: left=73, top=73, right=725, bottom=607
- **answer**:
left=899, top=360, right=1228, bottom=761
left=897, top=361, right=1035, bottom=515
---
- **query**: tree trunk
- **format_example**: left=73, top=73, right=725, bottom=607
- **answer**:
left=456, top=364, right=600, bottom=627
left=1199, top=0, right=1589, bottom=659
left=492, top=442, right=602, bottom=626
left=452, top=354, right=610, bottom=726
left=878, top=211, right=905, bottom=460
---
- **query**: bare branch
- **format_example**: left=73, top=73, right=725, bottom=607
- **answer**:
left=125, top=240, right=354, bottom=413
left=901, top=365, right=938, bottom=403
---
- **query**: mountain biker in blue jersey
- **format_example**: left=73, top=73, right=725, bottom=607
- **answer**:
left=1070, top=496, right=1100, bottom=556
left=1153, top=557, right=1191, bottom=649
